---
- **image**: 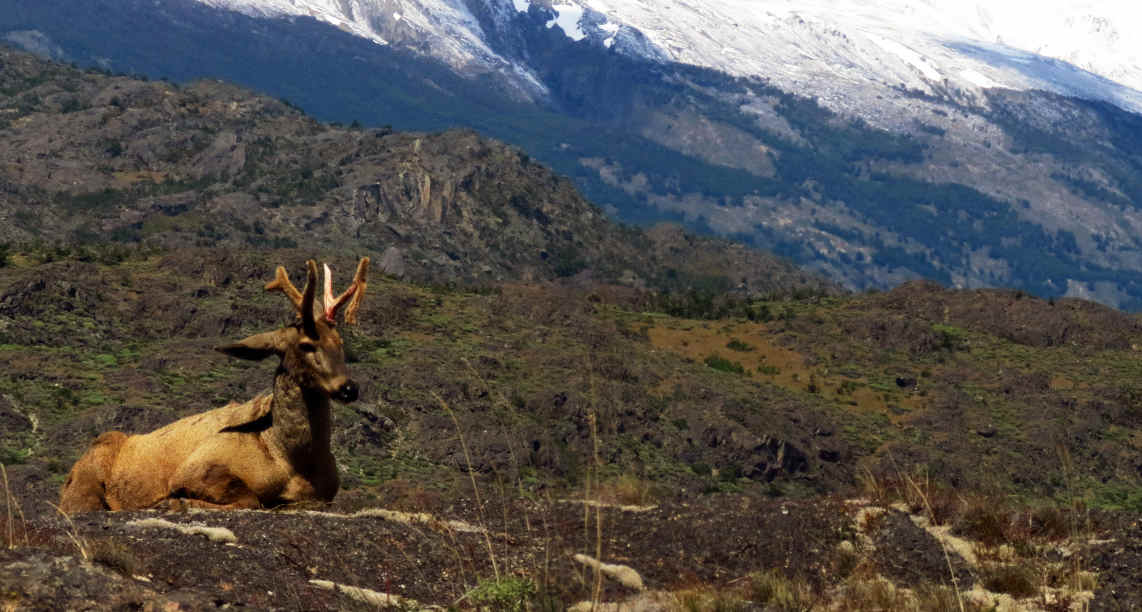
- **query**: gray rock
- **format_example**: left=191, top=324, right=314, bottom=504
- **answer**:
left=378, top=246, right=405, bottom=278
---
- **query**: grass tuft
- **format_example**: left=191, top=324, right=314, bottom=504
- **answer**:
left=748, top=569, right=815, bottom=611
left=981, top=562, right=1039, bottom=599
left=704, top=354, right=745, bottom=375
left=89, top=538, right=141, bottom=576
left=465, top=576, right=537, bottom=612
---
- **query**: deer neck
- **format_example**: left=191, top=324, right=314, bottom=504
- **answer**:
left=267, top=367, right=333, bottom=462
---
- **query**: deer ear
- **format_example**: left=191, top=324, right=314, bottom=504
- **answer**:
left=216, top=330, right=285, bottom=361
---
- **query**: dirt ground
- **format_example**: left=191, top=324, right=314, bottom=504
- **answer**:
left=4, top=463, right=1141, bottom=611
left=2, top=476, right=855, bottom=609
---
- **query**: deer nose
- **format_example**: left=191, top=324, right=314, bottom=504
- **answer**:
left=333, top=381, right=359, bottom=403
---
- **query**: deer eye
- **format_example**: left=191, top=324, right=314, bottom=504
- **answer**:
left=299, top=343, right=318, bottom=353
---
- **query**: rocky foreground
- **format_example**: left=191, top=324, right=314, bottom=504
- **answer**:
left=1, top=248, right=1142, bottom=610
left=4, top=468, right=1142, bottom=610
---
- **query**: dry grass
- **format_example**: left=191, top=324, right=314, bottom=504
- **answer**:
left=955, top=498, right=1014, bottom=548
left=982, top=561, right=1039, bottom=599
left=837, top=574, right=914, bottom=610
left=954, top=496, right=1074, bottom=553
left=748, top=570, right=815, bottom=611
left=667, top=570, right=817, bottom=612
left=673, top=588, right=752, bottom=611
left=434, top=392, right=500, bottom=581
left=647, top=320, right=808, bottom=388
left=913, top=584, right=974, bottom=612
left=854, top=461, right=1104, bottom=612
left=585, top=361, right=604, bottom=609
left=2, top=464, right=28, bottom=550
left=48, top=501, right=88, bottom=561
left=594, top=474, right=659, bottom=507
left=88, top=537, right=141, bottom=577
left=645, top=318, right=922, bottom=417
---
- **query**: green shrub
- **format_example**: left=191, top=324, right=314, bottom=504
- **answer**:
left=705, top=354, right=745, bottom=374
left=466, top=576, right=536, bottom=612
left=726, top=338, right=754, bottom=352
left=0, top=445, right=31, bottom=465
left=932, top=324, right=968, bottom=352
left=1090, top=482, right=1142, bottom=513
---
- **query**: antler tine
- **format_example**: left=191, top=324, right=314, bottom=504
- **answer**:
left=265, top=262, right=319, bottom=339
left=265, top=266, right=304, bottom=312
left=300, top=260, right=319, bottom=339
left=321, top=258, right=370, bottom=325
left=343, top=257, right=369, bottom=325
left=322, top=263, right=339, bottom=323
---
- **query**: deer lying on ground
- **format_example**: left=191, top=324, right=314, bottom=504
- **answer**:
left=59, top=258, right=369, bottom=513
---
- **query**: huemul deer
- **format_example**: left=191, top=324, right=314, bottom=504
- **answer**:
left=59, top=258, right=368, bottom=513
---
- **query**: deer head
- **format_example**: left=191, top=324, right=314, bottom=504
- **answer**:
left=217, top=258, right=369, bottom=403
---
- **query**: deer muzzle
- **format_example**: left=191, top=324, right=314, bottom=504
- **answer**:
left=332, top=380, right=359, bottom=403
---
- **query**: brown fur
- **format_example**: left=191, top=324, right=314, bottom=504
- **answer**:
left=59, top=259, right=367, bottom=514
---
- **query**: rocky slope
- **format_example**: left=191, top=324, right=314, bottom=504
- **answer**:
left=0, top=48, right=830, bottom=296
left=2, top=247, right=1142, bottom=609
left=3, top=44, right=1142, bottom=612
left=9, top=1, right=1142, bottom=309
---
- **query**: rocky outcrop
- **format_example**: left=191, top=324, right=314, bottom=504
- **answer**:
left=0, top=48, right=835, bottom=296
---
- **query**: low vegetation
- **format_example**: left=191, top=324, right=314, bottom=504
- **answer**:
left=0, top=47, right=1140, bottom=610
left=1, top=249, right=1141, bottom=608
left=0, top=47, right=835, bottom=300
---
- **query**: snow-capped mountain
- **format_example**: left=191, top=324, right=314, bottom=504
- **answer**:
left=194, top=0, right=550, bottom=99
left=194, top=0, right=1142, bottom=115
left=9, top=0, right=1142, bottom=308
left=563, top=0, right=1142, bottom=114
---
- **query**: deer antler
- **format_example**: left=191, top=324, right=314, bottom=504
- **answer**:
left=265, top=266, right=304, bottom=311
left=344, top=257, right=369, bottom=325
left=322, top=258, right=369, bottom=325
left=266, top=261, right=319, bottom=338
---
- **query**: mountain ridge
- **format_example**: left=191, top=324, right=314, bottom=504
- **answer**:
left=0, top=47, right=834, bottom=299
left=3, top=40, right=1142, bottom=612
left=7, top=0, right=1142, bottom=310
left=195, top=0, right=1142, bottom=115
